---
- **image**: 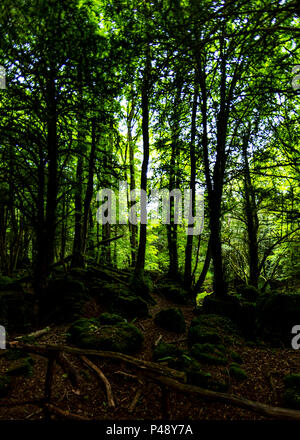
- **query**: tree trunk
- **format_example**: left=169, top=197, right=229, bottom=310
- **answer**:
left=242, top=134, right=259, bottom=287
left=134, top=51, right=150, bottom=279
left=184, top=80, right=198, bottom=286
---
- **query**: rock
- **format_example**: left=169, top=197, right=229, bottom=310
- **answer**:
left=229, top=364, right=248, bottom=381
left=113, top=294, right=149, bottom=318
left=230, top=350, right=243, bottom=364
left=154, top=308, right=186, bottom=333
left=157, top=281, right=189, bottom=305
left=0, top=375, right=11, bottom=398
left=0, top=291, right=36, bottom=332
left=153, top=341, right=184, bottom=362
left=190, top=314, right=238, bottom=335
left=190, top=343, right=228, bottom=365
left=236, top=285, right=259, bottom=301
left=6, top=357, right=34, bottom=378
left=0, top=276, right=23, bottom=292
left=41, top=276, right=88, bottom=323
left=283, top=375, right=300, bottom=409
left=202, top=295, right=242, bottom=322
left=98, top=313, right=125, bottom=325
left=67, top=317, right=144, bottom=354
left=255, top=293, right=300, bottom=345
left=188, top=325, right=222, bottom=345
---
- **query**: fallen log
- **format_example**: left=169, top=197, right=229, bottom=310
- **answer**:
left=15, top=327, right=51, bottom=341
left=45, top=403, right=91, bottom=421
left=5, top=341, right=300, bottom=420
left=6, top=342, right=186, bottom=382
left=153, top=375, right=300, bottom=421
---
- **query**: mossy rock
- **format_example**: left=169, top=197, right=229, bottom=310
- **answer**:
left=153, top=341, right=184, bottom=362
left=154, top=308, right=186, bottom=333
left=0, top=276, right=23, bottom=292
left=113, top=294, right=149, bottom=318
left=6, top=357, right=34, bottom=378
left=255, top=293, right=300, bottom=346
left=284, top=389, right=300, bottom=410
left=284, top=374, right=300, bottom=391
left=3, top=349, right=29, bottom=361
left=158, top=282, right=188, bottom=305
left=0, top=291, right=35, bottom=332
left=129, top=273, right=155, bottom=304
left=40, top=276, right=88, bottom=323
left=67, top=318, right=143, bottom=354
left=188, top=325, right=222, bottom=345
left=0, top=375, right=11, bottom=398
left=230, top=350, right=243, bottom=364
left=238, top=302, right=257, bottom=339
left=167, top=354, right=200, bottom=371
left=98, top=313, right=125, bottom=325
left=229, top=364, right=248, bottom=381
left=190, top=344, right=228, bottom=365
left=190, top=314, right=238, bottom=336
left=202, top=295, right=242, bottom=322
left=237, top=285, right=259, bottom=301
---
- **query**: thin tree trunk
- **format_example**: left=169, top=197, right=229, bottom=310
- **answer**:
left=184, top=80, right=198, bottom=286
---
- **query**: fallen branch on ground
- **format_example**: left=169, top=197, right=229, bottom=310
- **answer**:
left=80, top=355, right=115, bottom=408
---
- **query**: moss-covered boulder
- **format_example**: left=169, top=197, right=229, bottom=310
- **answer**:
left=6, top=357, right=35, bottom=378
left=0, top=276, right=23, bottom=292
left=190, top=343, right=228, bottom=365
left=0, top=375, right=11, bottom=398
left=229, top=363, right=248, bottom=381
left=154, top=308, right=186, bottom=333
left=41, top=276, right=88, bottom=323
left=157, top=282, right=189, bottom=305
left=67, top=317, right=143, bottom=354
left=98, top=313, right=125, bottom=325
left=0, top=291, right=35, bottom=332
left=230, top=350, right=243, bottom=364
left=153, top=341, right=184, bottom=362
left=113, top=294, right=149, bottom=318
left=202, top=295, right=241, bottom=322
left=188, top=325, right=222, bottom=345
left=190, top=314, right=238, bottom=335
left=283, top=374, right=300, bottom=410
left=255, top=293, right=300, bottom=346
left=237, top=285, right=259, bottom=302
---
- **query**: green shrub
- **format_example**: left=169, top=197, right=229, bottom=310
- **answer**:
left=154, top=308, right=186, bottom=333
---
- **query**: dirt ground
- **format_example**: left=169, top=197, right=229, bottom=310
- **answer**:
left=0, top=292, right=299, bottom=421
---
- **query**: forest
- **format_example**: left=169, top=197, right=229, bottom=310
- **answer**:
left=0, top=0, right=299, bottom=424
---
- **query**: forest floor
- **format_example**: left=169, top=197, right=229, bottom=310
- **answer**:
left=0, top=291, right=299, bottom=421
